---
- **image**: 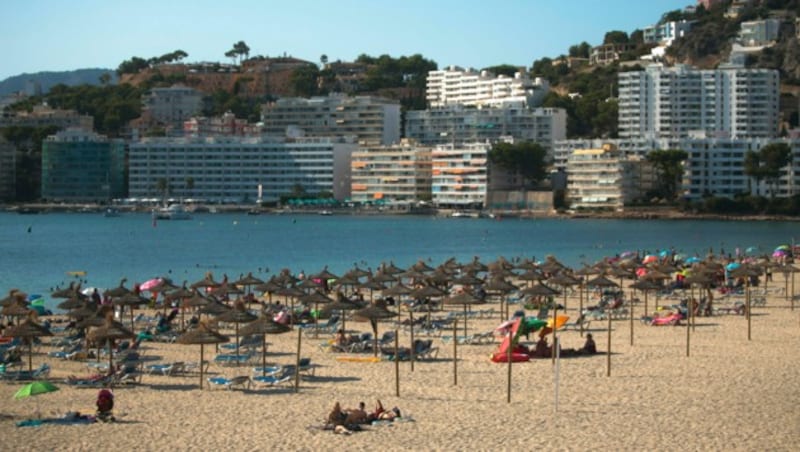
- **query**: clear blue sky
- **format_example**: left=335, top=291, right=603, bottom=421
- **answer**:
left=2, top=0, right=691, bottom=81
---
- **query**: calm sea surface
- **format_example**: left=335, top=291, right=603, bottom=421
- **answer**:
left=1, top=211, right=797, bottom=309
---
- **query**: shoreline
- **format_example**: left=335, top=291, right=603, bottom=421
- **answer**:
left=4, top=202, right=800, bottom=222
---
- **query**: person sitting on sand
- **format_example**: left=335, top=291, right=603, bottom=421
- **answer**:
left=326, top=401, right=347, bottom=427
left=96, top=389, right=115, bottom=422
left=533, top=336, right=551, bottom=358
left=343, top=401, right=369, bottom=425
left=581, top=333, right=597, bottom=355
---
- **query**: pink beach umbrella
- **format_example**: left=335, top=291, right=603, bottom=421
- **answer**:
left=139, top=278, right=163, bottom=292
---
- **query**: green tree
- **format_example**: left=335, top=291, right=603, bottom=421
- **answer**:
left=743, top=150, right=763, bottom=196
left=156, top=178, right=169, bottom=200
left=481, top=64, right=519, bottom=77
left=116, top=56, right=150, bottom=75
left=289, top=65, right=320, bottom=97
left=185, top=176, right=195, bottom=199
left=603, top=30, right=629, bottom=45
left=759, top=142, right=792, bottom=198
left=646, top=149, right=688, bottom=201
left=568, top=42, right=591, bottom=58
left=488, top=141, right=548, bottom=188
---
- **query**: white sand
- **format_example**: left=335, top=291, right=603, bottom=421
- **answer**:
left=1, top=289, right=799, bottom=451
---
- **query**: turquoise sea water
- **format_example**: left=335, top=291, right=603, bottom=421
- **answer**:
left=1, top=211, right=797, bottom=310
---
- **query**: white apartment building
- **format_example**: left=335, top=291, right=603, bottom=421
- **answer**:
left=261, top=94, right=400, bottom=146
left=556, top=136, right=800, bottom=202
left=350, top=140, right=432, bottom=205
left=128, top=136, right=356, bottom=203
left=431, top=142, right=490, bottom=208
left=567, top=144, right=656, bottom=210
left=618, top=63, right=779, bottom=140
left=141, top=86, right=204, bottom=128
left=643, top=20, right=694, bottom=46
left=426, top=66, right=549, bottom=108
left=405, top=106, right=566, bottom=151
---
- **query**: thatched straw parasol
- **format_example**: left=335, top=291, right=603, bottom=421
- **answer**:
left=441, top=290, right=484, bottom=386
left=112, top=292, right=150, bottom=330
left=4, top=315, right=52, bottom=373
left=354, top=299, right=398, bottom=357
left=103, top=278, right=130, bottom=298
left=87, top=317, right=136, bottom=375
left=177, top=322, right=229, bottom=389
left=240, top=315, right=291, bottom=376
left=484, top=277, right=518, bottom=322
left=214, top=301, right=257, bottom=365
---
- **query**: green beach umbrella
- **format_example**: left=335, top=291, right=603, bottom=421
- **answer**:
left=14, top=380, right=59, bottom=399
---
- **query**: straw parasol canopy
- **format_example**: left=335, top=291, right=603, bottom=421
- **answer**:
left=484, top=277, right=519, bottom=320
left=112, top=292, right=150, bottom=330
left=4, top=316, right=53, bottom=373
left=103, top=278, right=131, bottom=298
left=176, top=322, right=229, bottom=389
left=441, top=290, right=485, bottom=336
left=323, top=296, right=361, bottom=333
left=409, top=260, right=435, bottom=273
left=50, top=283, right=76, bottom=299
left=234, top=272, right=265, bottom=289
left=380, top=261, right=404, bottom=275
left=354, top=299, right=399, bottom=356
left=1, top=301, right=32, bottom=318
left=1, top=289, right=28, bottom=307
left=56, top=296, right=88, bottom=311
left=240, top=315, right=291, bottom=376
left=585, top=275, right=620, bottom=288
left=519, top=282, right=561, bottom=297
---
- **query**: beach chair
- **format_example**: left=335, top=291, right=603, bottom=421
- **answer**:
left=207, top=375, right=252, bottom=390
left=214, top=353, right=253, bottom=366
left=252, top=371, right=293, bottom=388
left=146, top=361, right=185, bottom=376
left=0, top=363, right=50, bottom=381
left=563, top=313, right=592, bottom=331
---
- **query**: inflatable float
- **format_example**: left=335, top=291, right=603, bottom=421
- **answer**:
left=491, top=352, right=530, bottom=363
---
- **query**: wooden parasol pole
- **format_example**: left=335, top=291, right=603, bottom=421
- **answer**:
left=606, top=310, right=612, bottom=377
left=394, top=328, right=400, bottom=397
left=453, top=319, right=458, bottom=386
left=294, top=328, right=302, bottom=393
left=506, top=329, right=512, bottom=403
left=409, top=310, right=415, bottom=372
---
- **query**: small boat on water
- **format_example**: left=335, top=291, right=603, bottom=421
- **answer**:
left=103, top=208, right=121, bottom=217
left=318, top=210, right=333, bottom=216
left=153, top=204, right=192, bottom=220
left=450, top=211, right=478, bottom=218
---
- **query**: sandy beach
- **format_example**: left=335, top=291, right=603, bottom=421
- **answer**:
left=1, top=285, right=799, bottom=451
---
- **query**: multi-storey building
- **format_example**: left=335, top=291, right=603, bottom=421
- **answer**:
left=643, top=20, right=694, bottom=46
left=0, top=103, right=93, bottom=130
left=261, top=94, right=400, bottom=146
left=738, top=19, right=782, bottom=47
left=128, top=136, right=356, bottom=203
left=589, top=43, right=635, bottom=66
left=618, top=63, right=779, bottom=140
left=431, top=142, right=490, bottom=208
left=426, top=66, right=549, bottom=108
left=183, top=112, right=264, bottom=137
left=566, top=143, right=656, bottom=210
left=141, top=85, right=204, bottom=129
left=41, top=129, right=126, bottom=202
left=405, top=106, right=566, bottom=151
left=0, top=136, right=15, bottom=201
left=350, top=140, right=432, bottom=205
left=556, top=135, right=800, bottom=202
